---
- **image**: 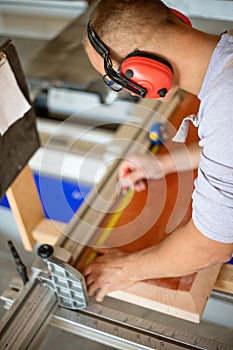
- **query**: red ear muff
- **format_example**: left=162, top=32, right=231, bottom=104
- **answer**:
left=118, top=9, right=191, bottom=99
left=120, top=52, right=173, bottom=99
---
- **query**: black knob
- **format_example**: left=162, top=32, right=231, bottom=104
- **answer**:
left=158, top=88, right=168, bottom=98
left=125, top=69, right=134, bottom=78
left=37, top=244, right=54, bottom=259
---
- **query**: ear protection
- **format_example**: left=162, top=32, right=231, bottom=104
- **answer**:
left=120, top=51, right=173, bottom=98
left=120, top=9, right=192, bottom=98
left=87, top=8, right=191, bottom=99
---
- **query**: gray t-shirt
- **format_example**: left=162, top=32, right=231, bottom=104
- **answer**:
left=192, top=30, right=233, bottom=243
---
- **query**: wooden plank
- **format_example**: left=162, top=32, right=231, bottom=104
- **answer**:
left=6, top=165, right=64, bottom=250
left=77, top=92, right=223, bottom=323
left=6, top=164, right=45, bottom=250
left=32, top=218, right=65, bottom=246
left=214, top=264, right=233, bottom=294
left=109, top=263, right=221, bottom=323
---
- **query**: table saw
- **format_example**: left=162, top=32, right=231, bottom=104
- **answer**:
left=1, top=3, right=233, bottom=347
left=1, top=92, right=233, bottom=350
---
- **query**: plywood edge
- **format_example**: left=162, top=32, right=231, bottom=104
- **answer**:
left=107, top=263, right=222, bottom=323
left=188, top=263, right=222, bottom=317
left=6, top=164, right=44, bottom=250
left=108, top=285, right=200, bottom=323
left=214, top=264, right=233, bottom=294
left=32, top=218, right=66, bottom=246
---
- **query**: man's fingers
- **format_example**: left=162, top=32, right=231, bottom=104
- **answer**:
left=118, top=177, right=133, bottom=191
left=87, top=280, right=109, bottom=302
left=82, top=249, right=130, bottom=303
left=88, top=282, right=100, bottom=297
left=85, top=274, right=95, bottom=287
left=135, top=181, right=146, bottom=192
left=95, top=288, right=107, bottom=302
left=119, top=174, right=146, bottom=192
left=82, top=265, right=92, bottom=276
left=118, top=162, right=133, bottom=180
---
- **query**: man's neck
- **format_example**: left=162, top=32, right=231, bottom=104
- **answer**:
left=177, top=30, right=221, bottom=95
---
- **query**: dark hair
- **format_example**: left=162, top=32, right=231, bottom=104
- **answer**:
left=87, top=0, right=175, bottom=62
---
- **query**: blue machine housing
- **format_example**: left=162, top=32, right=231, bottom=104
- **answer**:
left=0, top=173, right=91, bottom=224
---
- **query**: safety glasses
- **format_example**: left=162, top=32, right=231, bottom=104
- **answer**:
left=103, top=67, right=123, bottom=92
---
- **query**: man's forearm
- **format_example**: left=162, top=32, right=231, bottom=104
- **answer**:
left=83, top=219, right=233, bottom=302
left=159, top=143, right=202, bottom=176
left=128, top=219, right=233, bottom=283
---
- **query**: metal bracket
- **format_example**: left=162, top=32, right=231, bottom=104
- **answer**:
left=38, top=256, right=88, bottom=310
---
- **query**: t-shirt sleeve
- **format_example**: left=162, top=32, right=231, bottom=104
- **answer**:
left=192, top=154, right=233, bottom=243
left=192, top=67, right=233, bottom=243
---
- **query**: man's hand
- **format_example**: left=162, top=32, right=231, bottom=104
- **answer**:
left=83, top=248, right=135, bottom=302
left=118, top=143, right=202, bottom=193
left=118, top=153, right=165, bottom=192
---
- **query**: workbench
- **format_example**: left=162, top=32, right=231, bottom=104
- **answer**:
left=1, top=92, right=233, bottom=349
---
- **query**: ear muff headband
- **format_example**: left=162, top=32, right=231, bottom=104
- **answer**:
left=87, top=21, right=108, bottom=59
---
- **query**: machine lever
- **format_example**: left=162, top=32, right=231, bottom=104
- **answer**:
left=8, top=240, right=29, bottom=285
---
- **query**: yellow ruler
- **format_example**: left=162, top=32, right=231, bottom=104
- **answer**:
left=84, top=144, right=160, bottom=266
left=84, top=189, right=133, bottom=265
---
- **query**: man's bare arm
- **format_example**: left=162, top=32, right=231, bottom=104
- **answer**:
left=83, top=219, right=233, bottom=302
left=128, top=219, right=232, bottom=281
left=119, top=143, right=202, bottom=192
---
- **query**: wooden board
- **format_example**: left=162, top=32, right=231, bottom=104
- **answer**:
left=0, top=39, right=40, bottom=199
left=77, top=92, right=222, bottom=323
left=214, top=264, right=233, bottom=295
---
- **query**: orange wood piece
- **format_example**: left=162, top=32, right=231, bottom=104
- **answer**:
left=77, top=93, right=222, bottom=322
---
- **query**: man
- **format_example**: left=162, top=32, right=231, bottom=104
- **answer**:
left=83, top=0, right=233, bottom=302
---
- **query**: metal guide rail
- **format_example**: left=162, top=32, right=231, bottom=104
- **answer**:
left=1, top=276, right=233, bottom=350
left=0, top=279, right=56, bottom=349
left=1, top=240, right=233, bottom=349
left=50, top=304, right=233, bottom=350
